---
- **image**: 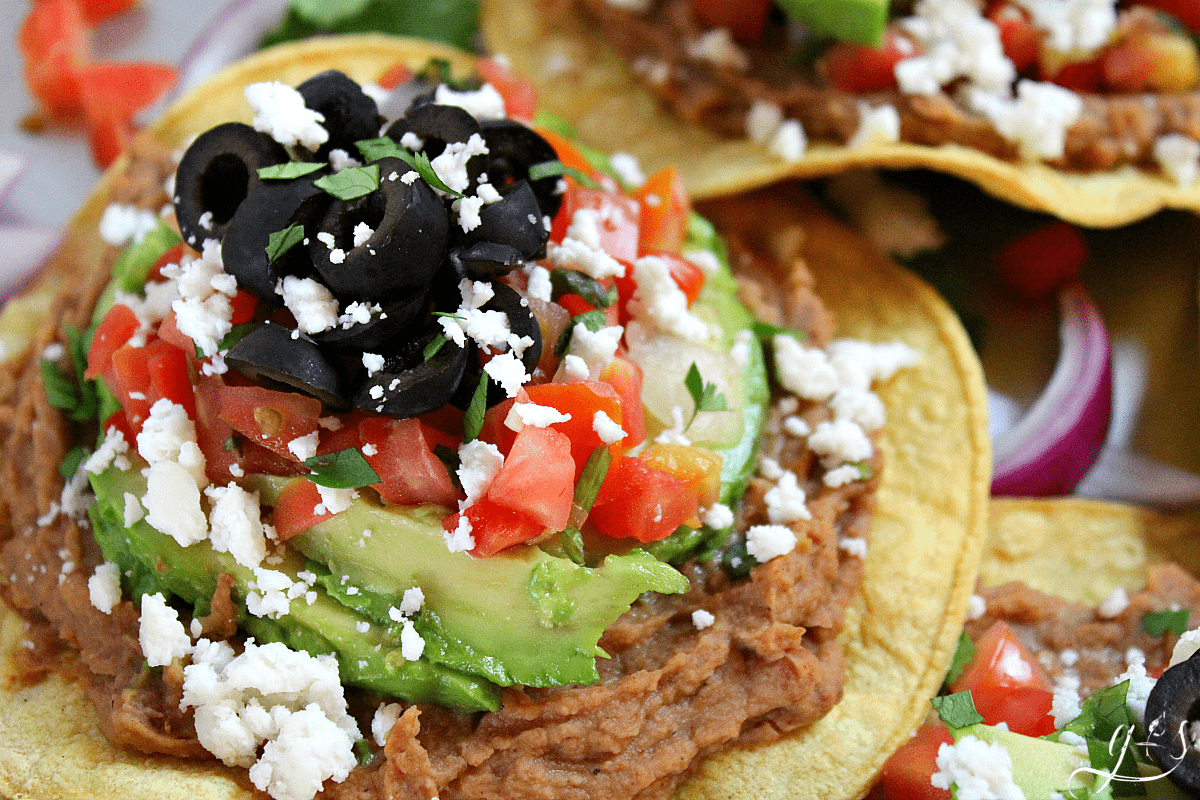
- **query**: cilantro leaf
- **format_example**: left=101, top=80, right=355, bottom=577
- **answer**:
left=462, top=374, right=489, bottom=443
left=1143, top=609, right=1190, bottom=637
left=59, top=444, right=90, bottom=480
left=355, top=137, right=407, bottom=163
left=554, top=310, right=607, bottom=356
left=41, top=326, right=99, bottom=423
left=549, top=269, right=617, bottom=308
left=752, top=319, right=807, bottom=341
left=391, top=148, right=462, bottom=198
left=315, top=164, right=380, bottom=200
left=304, top=448, right=380, bottom=489
left=931, top=691, right=984, bottom=730
left=527, top=159, right=600, bottom=189
left=257, top=162, right=325, bottom=180
left=684, top=362, right=727, bottom=429
left=265, top=223, right=305, bottom=263
left=433, top=443, right=462, bottom=491
left=219, top=323, right=260, bottom=352
left=944, top=632, right=976, bottom=687
left=423, top=334, right=448, bottom=361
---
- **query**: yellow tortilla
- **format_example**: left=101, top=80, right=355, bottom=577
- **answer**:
left=0, top=36, right=990, bottom=800
left=480, top=0, right=1200, bottom=229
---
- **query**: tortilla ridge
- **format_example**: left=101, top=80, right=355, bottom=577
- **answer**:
left=479, top=0, right=1200, bottom=229
left=0, top=36, right=990, bottom=800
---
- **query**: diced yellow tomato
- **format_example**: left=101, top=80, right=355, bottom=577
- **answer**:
left=640, top=442, right=723, bottom=517
left=589, top=455, right=697, bottom=542
left=1102, top=27, right=1200, bottom=92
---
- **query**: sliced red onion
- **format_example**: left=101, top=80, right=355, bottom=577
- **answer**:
left=0, top=225, right=62, bottom=302
left=991, top=281, right=1113, bottom=496
left=0, top=150, right=28, bottom=211
left=170, top=0, right=291, bottom=102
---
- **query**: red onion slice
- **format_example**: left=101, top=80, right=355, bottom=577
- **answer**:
left=0, top=225, right=62, bottom=302
left=0, top=150, right=29, bottom=211
left=170, top=0, right=291, bottom=102
left=991, top=281, right=1113, bottom=496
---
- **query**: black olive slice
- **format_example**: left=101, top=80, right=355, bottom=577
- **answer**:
left=353, top=333, right=468, bottom=418
left=448, top=241, right=524, bottom=282
left=174, top=122, right=288, bottom=248
left=1146, top=651, right=1200, bottom=794
left=480, top=119, right=564, bottom=219
left=221, top=175, right=327, bottom=302
left=454, top=180, right=549, bottom=261
left=386, top=103, right=481, bottom=158
left=225, top=322, right=347, bottom=409
left=313, top=288, right=431, bottom=351
left=309, top=157, right=450, bottom=300
left=449, top=281, right=542, bottom=409
left=296, top=70, right=382, bottom=160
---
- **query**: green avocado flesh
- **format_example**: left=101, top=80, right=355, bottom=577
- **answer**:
left=84, top=211, right=768, bottom=710
left=952, top=724, right=1113, bottom=800
left=777, top=0, right=890, bottom=46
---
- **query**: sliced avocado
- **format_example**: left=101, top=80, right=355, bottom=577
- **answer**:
left=953, top=724, right=1114, bottom=800
left=88, top=464, right=501, bottom=711
left=248, top=476, right=689, bottom=688
left=777, top=0, right=890, bottom=47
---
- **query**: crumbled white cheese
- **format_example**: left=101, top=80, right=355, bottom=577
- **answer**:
left=509, top=402, right=571, bottom=430
left=181, top=638, right=359, bottom=800
left=278, top=276, right=339, bottom=335
left=457, top=440, right=505, bottom=510
left=525, top=265, right=552, bottom=302
left=609, top=152, right=646, bottom=189
left=692, top=609, right=716, bottom=630
left=98, top=203, right=159, bottom=247
left=773, top=335, right=840, bottom=401
left=1097, top=587, right=1129, bottom=619
left=144, top=460, right=208, bottom=546
left=967, top=594, right=987, bottom=621
left=559, top=354, right=590, bottom=382
left=351, top=221, right=374, bottom=247
left=245, top=81, right=328, bottom=150
left=455, top=195, right=485, bottom=232
left=745, top=524, right=798, bottom=563
left=327, top=148, right=359, bottom=172
left=783, top=416, right=811, bottom=438
left=1115, top=650, right=1156, bottom=724
left=1052, top=671, right=1082, bottom=728
left=931, top=735, right=1024, bottom=800
left=444, top=515, right=475, bottom=553
left=628, top=255, right=709, bottom=341
left=1153, top=134, right=1200, bottom=186
left=429, top=133, right=489, bottom=195
left=314, top=485, right=356, bottom=516
left=123, top=491, right=145, bottom=528
left=400, top=587, right=424, bottom=615
left=549, top=209, right=628, bottom=280
left=764, top=470, right=812, bottom=525
left=966, top=80, right=1083, bottom=162
left=809, top=419, right=874, bottom=468
left=686, top=27, right=748, bottom=71
left=1170, top=627, right=1200, bottom=667
left=768, top=119, right=807, bottom=162
left=287, top=432, right=320, bottom=463
left=88, top=562, right=122, bottom=614
left=246, top=566, right=296, bottom=619
left=746, top=101, right=785, bottom=144
left=592, top=410, right=626, bottom=445
left=362, top=352, right=385, bottom=377
left=205, top=483, right=267, bottom=570
left=169, top=239, right=235, bottom=358
left=434, top=83, right=506, bottom=120
left=702, top=502, right=734, bottom=530
left=839, top=537, right=868, bottom=558
left=371, top=702, right=402, bottom=747
left=139, top=592, right=192, bottom=666
left=896, top=0, right=1015, bottom=95
left=85, top=426, right=131, bottom=475
left=399, top=620, right=425, bottom=661
left=848, top=103, right=901, bottom=149
left=562, top=324, right=623, bottom=380
left=483, top=351, right=531, bottom=397
left=1014, top=0, right=1116, bottom=54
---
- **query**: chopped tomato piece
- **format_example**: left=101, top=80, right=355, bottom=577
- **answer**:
left=987, top=3, right=1041, bottom=74
left=550, top=184, right=641, bottom=262
left=216, top=385, right=322, bottom=460
left=85, top=110, right=129, bottom=169
left=951, top=621, right=1052, bottom=729
left=444, top=497, right=545, bottom=558
left=76, top=61, right=177, bottom=120
left=649, top=251, right=706, bottom=306
left=486, top=425, right=575, bottom=531
left=85, top=303, right=139, bottom=379
left=589, top=455, right=696, bottom=542
left=148, top=244, right=186, bottom=281
left=530, top=381, right=626, bottom=476
left=1041, top=53, right=1104, bottom=91
left=994, top=221, right=1087, bottom=301
left=156, top=310, right=193, bottom=352
left=193, top=373, right=241, bottom=485
left=80, top=0, right=138, bottom=24
left=877, top=721, right=954, bottom=800
left=476, top=57, right=537, bottom=121
left=635, top=167, right=691, bottom=255
left=534, top=126, right=596, bottom=179
left=819, top=31, right=915, bottom=92
left=102, top=408, right=135, bottom=448
left=640, top=443, right=723, bottom=516
left=229, top=289, right=259, bottom=325
left=145, top=338, right=195, bottom=419
left=19, top=0, right=90, bottom=116
left=273, top=478, right=334, bottom=540
left=377, top=63, right=414, bottom=90
left=106, top=338, right=194, bottom=432
left=688, top=0, right=771, bottom=44
left=978, top=686, right=1057, bottom=737
left=359, top=417, right=459, bottom=507
left=1101, top=27, right=1200, bottom=92
left=598, top=357, right=645, bottom=447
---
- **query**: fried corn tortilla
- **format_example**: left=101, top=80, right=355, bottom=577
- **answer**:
left=0, top=36, right=989, bottom=799
left=480, top=0, right=1200, bottom=229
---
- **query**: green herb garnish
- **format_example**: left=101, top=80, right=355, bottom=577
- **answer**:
left=219, top=323, right=260, bottom=352
left=684, top=362, right=727, bottom=429
left=462, top=374, right=489, bottom=443
left=59, top=444, right=90, bottom=480
left=265, top=223, right=305, bottom=263
left=41, top=326, right=99, bottom=423
left=257, top=162, right=324, bottom=180
left=1143, top=609, right=1190, bottom=637
left=549, top=269, right=617, bottom=308
left=304, top=448, right=381, bottom=489
left=944, top=632, right=976, bottom=686
left=355, top=136, right=406, bottom=163
left=392, top=149, right=462, bottom=198
left=528, top=159, right=599, bottom=189
left=751, top=319, right=806, bottom=341
left=931, top=691, right=984, bottom=730
left=315, top=164, right=379, bottom=200
left=423, top=334, right=449, bottom=361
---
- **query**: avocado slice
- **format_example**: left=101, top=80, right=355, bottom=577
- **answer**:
left=951, top=724, right=1114, bottom=800
left=776, top=0, right=890, bottom=46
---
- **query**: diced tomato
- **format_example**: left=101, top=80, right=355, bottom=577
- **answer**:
left=76, top=61, right=177, bottom=121
left=534, top=127, right=597, bottom=179
left=877, top=721, right=954, bottom=800
left=359, top=417, right=460, bottom=507
left=635, top=167, right=691, bottom=255
left=272, top=478, right=334, bottom=540
left=987, top=3, right=1041, bottom=74
left=106, top=343, right=152, bottom=430
left=19, top=0, right=90, bottom=117
left=193, top=373, right=241, bottom=485
left=102, top=408, right=135, bottom=449
left=156, top=310, right=193, bottom=352
left=613, top=251, right=704, bottom=325
left=486, top=425, right=575, bottom=531
left=229, top=289, right=259, bottom=326
left=1041, top=53, right=1105, bottom=91
left=818, top=31, right=916, bottom=92
left=598, top=357, right=645, bottom=447
left=640, top=443, right=723, bottom=517
left=556, top=293, right=599, bottom=319
left=977, top=686, right=1057, bottom=737
left=994, top=221, right=1088, bottom=301
left=550, top=184, right=641, bottom=262
left=688, top=0, right=771, bottom=44
left=530, top=381, right=625, bottom=476
left=476, top=57, right=538, bottom=121
left=377, top=63, right=414, bottom=90
left=1101, top=28, right=1200, bottom=92
left=239, top=438, right=306, bottom=477
left=85, top=303, right=139, bottom=379
left=216, top=384, right=322, bottom=460
left=80, top=0, right=138, bottom=24
left=951, top=622, right=1052, bottom=724
left=144, top=338, right=195, bottom=419
left=589, top=455, right=696, bottom=542
left=444, top=497, right=545, bottom=558
left=85, top=110, right=129, bottom=169
left=148, top=243, right=185, bottom=281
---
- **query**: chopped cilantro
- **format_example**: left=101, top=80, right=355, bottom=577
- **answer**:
left=944, top=632, right=976, bottom=686
left=751, top=319, right=806, bottom=341
left=41, top=327, right=99, bottom=423
left=355, top=136, right=406, bottom=163
left=1143, top=609, right=1190, bottom=637
left=434, top=443, right=462, bottom=491
left=684, top=362, right=727, bottom=429
left=549, top=269, right=616, bottom=308
left=423, top=334, right=448, bottom=361
left=391, top=149, right=462, bottom=198
left=265, top=223, right=305, bottom=263
left=315, top=164, right=380, bottom=200
left=257, top=162, right=324, bottom=180
left=304, top=448, right=380, bottom=489
left=219, top=323, right=260, bottom=352
left=462, top=374, right=489, bottom=444
left=527, top=159, right=599, bottom=189
left=58, top=444, right=90, bottom=480
left=554, top=310, right=607, bottom=356
left=931, top=691, right=984, bottom=730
